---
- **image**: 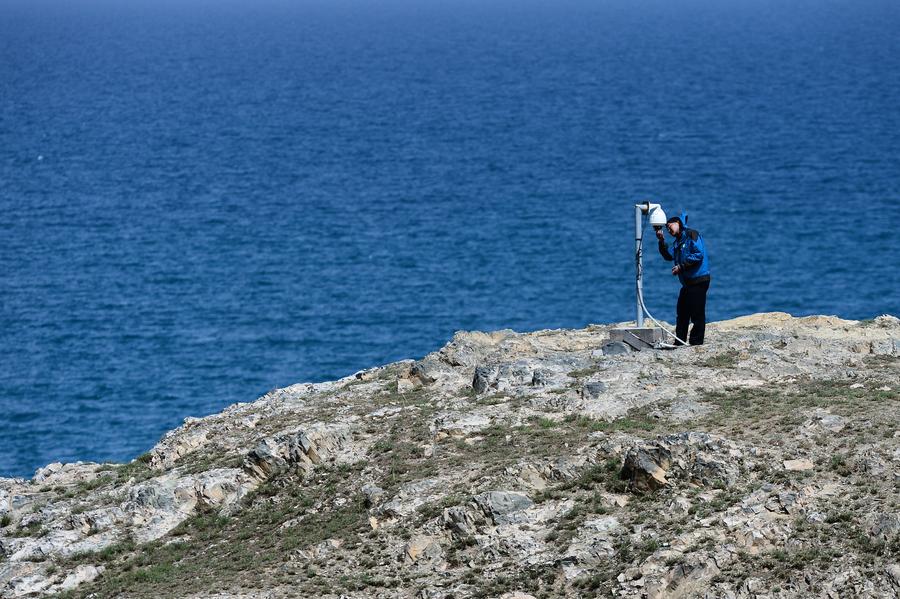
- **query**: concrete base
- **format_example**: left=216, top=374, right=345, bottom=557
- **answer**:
left=609, top=327, right=666, bottom=351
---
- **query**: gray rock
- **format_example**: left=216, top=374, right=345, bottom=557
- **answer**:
left=31, top=462, right=63, bottom=482
left=56, top=564, right=104, bottom=592
left=243, top=426, right=353, bottom=481
left=474, top=491, right=534, bottom=524
left=777, top=491, right=801, bottom=515
left=581, top=382, right=608, bottom=399
left=872, top=513, right=900, bottom=539
left=886, top=563, right=900, bottom=587
left=443, top=505, right=480, bottom=537
left=404, top=535, right=442, bottom=562
left=531, top=370, right=549, bottom=387
left=432, top=411, right=492, bottom=437
left=622, top=446, right=671, bottom=492
left=129, top=484, right=171, bottom=510
left=408, top=362, right=436, bottom=386
left=601, top=341, right=632, bottom=356
left=362, top=484, right=385, bottom=508
left=379, top=479, right=444, bottom=519
left=472, top=365, right=498, bottom=394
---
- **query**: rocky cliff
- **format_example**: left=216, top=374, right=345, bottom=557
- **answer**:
left=1, top=313, right=899, bottom=599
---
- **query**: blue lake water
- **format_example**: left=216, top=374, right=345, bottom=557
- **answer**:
left=1, top=0, right=899, bottom=477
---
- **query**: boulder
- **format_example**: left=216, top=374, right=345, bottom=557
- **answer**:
left=443, top=505, right=481, bottom=537
left=622, top=447, right=671, bottom=492
left=581, top=382, right=608, bottom=399
left=243, top=425, right=354, bottom=481
left=474, top=491, right=534, bottom=525
left=472, top=365, right=498, bottom=394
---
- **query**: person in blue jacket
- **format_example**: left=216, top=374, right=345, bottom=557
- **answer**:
left=656, top=211, right=711, bottom=345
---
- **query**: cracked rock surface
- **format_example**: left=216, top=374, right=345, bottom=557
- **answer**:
left=1, top=313, right=898, bottom=598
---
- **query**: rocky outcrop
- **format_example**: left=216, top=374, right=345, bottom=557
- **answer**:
left=0, top=313, right=898, bottom=598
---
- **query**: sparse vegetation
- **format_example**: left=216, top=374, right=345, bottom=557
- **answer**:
left=9, top=319, right=900, bottom=598
left=694, top=378, right=899, bottom=444
left=568, top=365, right=601, bottom=379
left=61, top=465, right=370, bottom=598
left=564, top=411, right=659, bottom=434
left=698, top=349, right=741, bottom=368
left=114, top=453, right=155, bottom=483
left=9, top=519, right=43, bottom=538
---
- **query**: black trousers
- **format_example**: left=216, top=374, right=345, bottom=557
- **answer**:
left=676, top=280, right=710, bottom=345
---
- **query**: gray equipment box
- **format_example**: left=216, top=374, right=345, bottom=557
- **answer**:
left=608, top=327, right=666, bottom=350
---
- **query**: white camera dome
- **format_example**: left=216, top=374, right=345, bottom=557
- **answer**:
left=648, top=204, right=667, bottom=227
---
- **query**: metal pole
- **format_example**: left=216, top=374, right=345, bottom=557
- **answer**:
left=635, top=204, right=644, bottom=327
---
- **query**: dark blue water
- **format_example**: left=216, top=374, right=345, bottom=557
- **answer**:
left=2, top=0, right=899, bottom=478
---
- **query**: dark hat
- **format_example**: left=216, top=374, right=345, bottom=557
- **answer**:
left=666, top=216, right=682, bottom=225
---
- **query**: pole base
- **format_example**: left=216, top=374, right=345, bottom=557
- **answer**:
left=609, top=327, right=666, bottom=351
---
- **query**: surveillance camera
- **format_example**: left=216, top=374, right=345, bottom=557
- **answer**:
left=648, top=205, right=667, bottom=228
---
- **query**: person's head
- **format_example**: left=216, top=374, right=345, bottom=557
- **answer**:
left=666, top=216, right=682, bottom=237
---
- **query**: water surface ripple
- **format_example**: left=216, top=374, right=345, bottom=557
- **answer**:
left=1, top=0, right=899, bottom=477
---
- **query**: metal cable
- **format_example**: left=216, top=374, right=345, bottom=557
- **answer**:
left=636, top=223, right=690, bottom=347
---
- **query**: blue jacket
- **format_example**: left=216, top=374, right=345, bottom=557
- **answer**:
left=658, top=211, right=711, bottom=286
